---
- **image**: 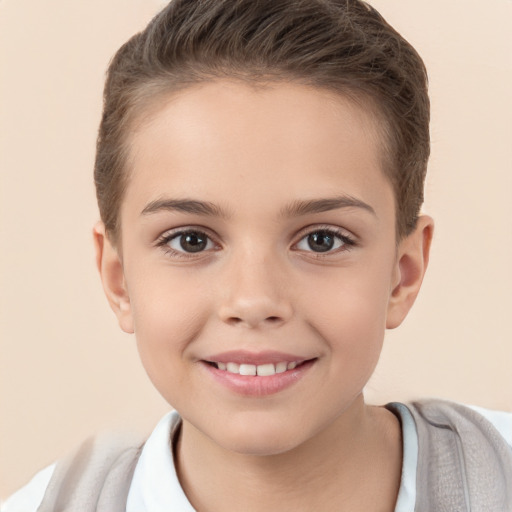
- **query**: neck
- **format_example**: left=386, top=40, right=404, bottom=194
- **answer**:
left=175, top=396, right=403, bottom=512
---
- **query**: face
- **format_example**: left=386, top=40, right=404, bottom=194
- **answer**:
left=108, top=81, right=414, bottom=456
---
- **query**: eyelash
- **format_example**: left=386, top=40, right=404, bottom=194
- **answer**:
left=155, top=225, right=356, bottom=259
left=156, top=227, right=218, bottom=260
left=293, top=226, right=356, bottom=256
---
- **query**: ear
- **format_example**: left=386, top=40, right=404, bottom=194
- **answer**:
left=93, top=222, right=134, bottom=334
left=386, top=215, right=434, bottom=329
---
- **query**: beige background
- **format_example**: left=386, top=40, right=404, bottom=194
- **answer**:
left=1, top=0, right=511, bottom=499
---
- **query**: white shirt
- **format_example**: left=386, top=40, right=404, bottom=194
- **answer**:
left=2, top=404, right=511, bottom=512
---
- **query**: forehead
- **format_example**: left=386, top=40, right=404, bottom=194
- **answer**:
left=122, top=80, right=393, bottom=222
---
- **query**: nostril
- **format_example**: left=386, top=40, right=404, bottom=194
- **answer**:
left=226, top=315, right=282, bottom=326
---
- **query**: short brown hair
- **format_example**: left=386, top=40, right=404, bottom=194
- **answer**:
left=95, top=0, right=430, bottom=243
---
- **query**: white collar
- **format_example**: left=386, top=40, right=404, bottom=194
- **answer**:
left=127, top=411, right=194, bottom=511
left=388, top=403, right=418, bottom=512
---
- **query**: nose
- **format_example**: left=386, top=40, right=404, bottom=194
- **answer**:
left=217, top=250, right=293, bottom=329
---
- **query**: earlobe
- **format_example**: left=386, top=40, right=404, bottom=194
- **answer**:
left=386, top=215, right=434, bottom=329
left=93, top=222, right=134, bottom=334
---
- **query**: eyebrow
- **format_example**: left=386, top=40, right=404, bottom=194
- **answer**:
left=141, top=198, right=229, bottom=218
left=140, top=195, right=375, bottom=219
left=281, top=196, right=376, bottom=217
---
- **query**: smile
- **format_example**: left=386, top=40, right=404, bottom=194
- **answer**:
left=202, top=354, right=316, bottom=396
left=210, top=360, right=303, bottom=376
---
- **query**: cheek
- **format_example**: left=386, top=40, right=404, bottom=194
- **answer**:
left=126, top=267, right=211, bottom=381
left=302, top=261, right=393, bottom=361
left=311, top=291, right=388, bottom=403
left=129, top=262, right=208, bottom=329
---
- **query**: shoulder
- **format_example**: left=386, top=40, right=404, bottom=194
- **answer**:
left=466, top=403, right=512, bottom=446
left=1, top=431, right=145, bottom=512
left=405, top=398, right=512, bottom=448
left=1, top=464, right=56, bottom=512
left=1, top=412, right=182, bottom=512
left=391, top=399, right=512, bottom=510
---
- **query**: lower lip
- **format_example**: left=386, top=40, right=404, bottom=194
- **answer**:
left=201, top=359, right=316, bottom=397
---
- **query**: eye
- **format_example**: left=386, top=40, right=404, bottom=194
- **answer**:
left=158, top=229, right=215, bottom=254
left=295, top=229, right=354, bottom=253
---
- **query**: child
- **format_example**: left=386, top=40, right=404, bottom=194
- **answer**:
left=3, top=0, right=511, bottom=510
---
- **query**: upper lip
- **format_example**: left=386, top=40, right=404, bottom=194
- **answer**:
left=204, top=350, right=313, bottom=365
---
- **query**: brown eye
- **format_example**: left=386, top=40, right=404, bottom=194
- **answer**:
left=295, top=229, right=354, bottom=254
left=168, top=231, right=212, bottom=253
left=306, top=231, right=336, bottom=252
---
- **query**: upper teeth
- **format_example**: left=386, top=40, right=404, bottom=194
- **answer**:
left=216, top=361, right=300, bottom=376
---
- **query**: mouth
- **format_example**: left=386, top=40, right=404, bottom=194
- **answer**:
left=201, top=354, right=317, bottom=396
left=205, top=360, right=309, bottom=376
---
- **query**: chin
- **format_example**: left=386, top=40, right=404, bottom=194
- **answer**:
left=210, top=415, right=311, bottom=457
left=223, top=435, right=302, bottom=457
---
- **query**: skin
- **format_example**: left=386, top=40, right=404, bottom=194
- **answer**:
left=94, top=80, right=433, bottom=511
